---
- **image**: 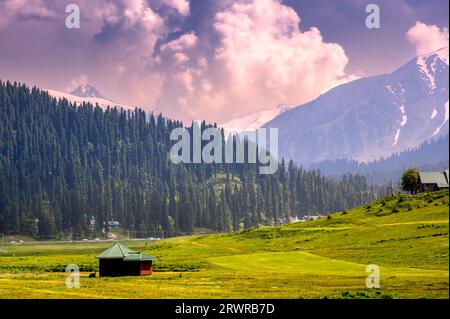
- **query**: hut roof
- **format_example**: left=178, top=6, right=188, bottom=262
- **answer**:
left=124, top=252, right=157, bottom=261
left=96, top=242, right=157, bottom=261
left=418, top=172, right=449, bottom=188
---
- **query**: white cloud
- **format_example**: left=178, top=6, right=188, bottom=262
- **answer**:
left=161, top=32, right=198, bottom=52
left=197, top=57, right=208, bottom=68
left=90, top=0, right=168, bottom=108
left=66, top=74, right=89, bottom=93
left=406, top=21, right=449, bottom=55
left=174, top=69, right=194, bottom=93
left=158, top=0, right=356, bottom=123
left=173, top=52, right=190, bottom=65
left=123, top=0, right=164, bottom=30
left=1, top=0, right=357, bottom=124
left=0, top=0, right=57, bottom=26
left=119, top=0, right=165, bottom=53
left=160, top=0, right=190, bottom=16
left=201, top=79, right=213, bottom=93
left=4, top=0, right=56, bottom=18
left=213, top=0, right=352, bottom=107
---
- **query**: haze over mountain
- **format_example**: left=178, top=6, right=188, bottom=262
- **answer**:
left=311, top=134, right=449, bottom=184
left=263, top=47, right=449, bottom=166
left=220, top=104, right=291, bottom=133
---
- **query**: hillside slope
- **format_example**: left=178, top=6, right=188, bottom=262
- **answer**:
left=0, top=191, right=448, bottom=298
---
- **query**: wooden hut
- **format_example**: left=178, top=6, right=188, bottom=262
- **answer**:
left=96, top=242, right=157, bottom=277
left=418, top=170, right=449, bottom=193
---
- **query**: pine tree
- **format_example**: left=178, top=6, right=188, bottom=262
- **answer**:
left=0, top=81, right=382, bottom=238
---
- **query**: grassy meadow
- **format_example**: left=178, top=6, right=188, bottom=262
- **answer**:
left=0, top=191, right=448, bottom=299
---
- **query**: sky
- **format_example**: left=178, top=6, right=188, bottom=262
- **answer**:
left=0, top=0, right=448, bottom=124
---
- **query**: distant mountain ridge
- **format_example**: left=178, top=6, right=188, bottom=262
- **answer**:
left=44, top=85, right=133, bottom=110
left=263, top=47, right=449, bottom=166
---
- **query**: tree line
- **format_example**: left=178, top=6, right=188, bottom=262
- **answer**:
left=310, top=134, right=449, bottom=185
left=0, top=81, right=387, bottom=239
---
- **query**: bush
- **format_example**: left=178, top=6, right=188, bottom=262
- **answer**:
left=153, top=262, right=208, bottom=272
left=401, top=168, right=419, bottom=194
left=325, top=290, right=394, bottom=299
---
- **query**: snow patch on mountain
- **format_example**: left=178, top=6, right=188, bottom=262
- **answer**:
left=416, top=48, right=449, bottom=92
left=433, top=100, right=449, bottom=136
left=385, top=85, right=394, bottom=95
left=393, top=129, right=401, bottom=146
left=385, top=83, right=409, bottom=147
left=392, top=104, right=408, bottom=146
left=431, top=109, right=438, bottom=119
left=44, top=89, right=133, bottom=111
left=70, top=85, right=105, bottom=99
left=417, top=55, right=437, bottom=91
left=399, top=104, right=408, bottom=126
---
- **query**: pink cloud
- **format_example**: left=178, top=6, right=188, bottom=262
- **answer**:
left=0, top=0, right=169, bottom=110
left=0, top=0, right=57, bottom=26
left=173, top=52, right=190, bottom=65
left=89, top=0, right=168, bottom=108
left=123, top=0, right=164, bottom=30
left=161, top=32, right=198, bottom=52
left=212, top=0, right=353, bottom=109
left=406, top=21, right=449, bottom=55
left=1, top=0, right=357, bottom=125
left=174, top=68, right=196, bottom=93
left=160, top=0, right=190, bottom=16
left=66, top=74, right=89, bottom=93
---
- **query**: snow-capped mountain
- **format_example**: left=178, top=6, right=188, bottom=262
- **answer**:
left=220, top=104, right=291, bottom=134
left=70, top=85, right=105, bottom=99
left=44, top=86, right=133, bottom=110
left=263, top=47, right=449, bottom=166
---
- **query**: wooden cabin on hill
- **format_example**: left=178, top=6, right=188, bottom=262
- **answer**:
left=417, top=170, right=449, bottom=193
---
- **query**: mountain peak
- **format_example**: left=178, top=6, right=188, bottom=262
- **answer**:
left=45, top=87, right=133, bottom=111
left=70, top=85, right=104, bottom=99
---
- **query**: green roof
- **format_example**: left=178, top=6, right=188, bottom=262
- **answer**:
left=96, top=242, right=157, bottom=261
left=419, top=172, right=449, bottom=188
left=124, top=252, right=157, bottom=261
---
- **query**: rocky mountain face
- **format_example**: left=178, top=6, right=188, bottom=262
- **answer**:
left=45, top=85, right=133, bottom=110
left=70, top=85, right=105, bottom=99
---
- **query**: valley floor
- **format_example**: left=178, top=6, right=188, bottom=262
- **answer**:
left=0, top=191, right=448, bottom=299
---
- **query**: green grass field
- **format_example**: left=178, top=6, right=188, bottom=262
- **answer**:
left=0, top=191, right=448, bottom=299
